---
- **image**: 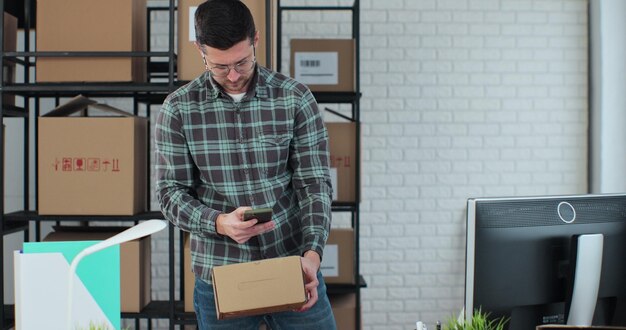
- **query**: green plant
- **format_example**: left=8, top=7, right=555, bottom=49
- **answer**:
left=443, top=308, right=509, bottom=330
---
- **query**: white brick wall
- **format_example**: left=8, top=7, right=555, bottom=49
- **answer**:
left=281, top=0, right=587, bottom=329
left=1, top=0, right=588, bottom=329
left=114, top=1, right=589, bottom=329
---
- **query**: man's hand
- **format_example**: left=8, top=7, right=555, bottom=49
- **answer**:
left=296, top=250, right=321, bottom=312
left=215, top=207, right=275, bottom=243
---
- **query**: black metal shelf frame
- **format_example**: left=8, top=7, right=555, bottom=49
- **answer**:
left=276, top=1, right=364, bottom=329
left=0, top=0, right=179, bottom=328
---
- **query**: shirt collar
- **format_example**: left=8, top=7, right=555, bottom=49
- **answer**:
left=203, top=66, right=269, bottom=101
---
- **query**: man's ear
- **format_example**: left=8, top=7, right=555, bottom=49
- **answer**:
left=194, top=41, right=205, bottom=57
left=195, top=42, right=209, bottom=70
left=253, top=30, right=259, bottom=49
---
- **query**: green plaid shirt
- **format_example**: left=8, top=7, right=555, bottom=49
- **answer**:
left=155, top=66, right=332, bottom=282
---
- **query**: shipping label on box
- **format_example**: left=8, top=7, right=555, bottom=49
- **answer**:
left=322, top=228, right=355, bottom=284
left=38, top=95, right=147, bottom=215
left=294, top=51, right=339, bottom=85
left=320, top=244, right=339, bottom=277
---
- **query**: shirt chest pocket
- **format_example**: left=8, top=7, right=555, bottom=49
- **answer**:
left=254, top=128, right=292, bottom=178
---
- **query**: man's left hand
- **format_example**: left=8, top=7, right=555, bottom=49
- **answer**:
left=296, top=250, right=321, bottom=312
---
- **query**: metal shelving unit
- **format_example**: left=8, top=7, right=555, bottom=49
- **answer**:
left=0, top=0, right=179, bottom=329
left=1, top=0, right=362, bottom=328
left=277, top=1, right=365, bottom=329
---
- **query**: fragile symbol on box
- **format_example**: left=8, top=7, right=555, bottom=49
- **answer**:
left=87, top=158, right=100, bottom=171
left=330, top=155, right=351, bottom=168
left=55, top=158, right=121, bottom=172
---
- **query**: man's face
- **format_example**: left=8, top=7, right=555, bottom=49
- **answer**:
left=198, top=39, right=257, bottom=94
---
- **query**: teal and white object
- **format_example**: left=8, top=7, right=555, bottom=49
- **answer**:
left=15, top=241, right=120, bottom=330
left=14, top=220, right=167, bottom=330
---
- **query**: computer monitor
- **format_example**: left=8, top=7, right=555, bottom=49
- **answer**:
left=465, top=193, right=626, bottom=329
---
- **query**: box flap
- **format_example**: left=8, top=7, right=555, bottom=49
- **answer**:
left=42, top=95, right=132, bottom=117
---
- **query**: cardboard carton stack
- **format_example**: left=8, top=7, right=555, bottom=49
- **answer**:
left=326, top=122, right=358, bottom=203
left=36, top=0, right=146, bottom=82
left=321, top=228, right=355, bottom=284
left=290, top=39, right=356, bottom=92
left=178, top=0, right=276, bottom=81
left=2, top=12, right=17, bottom=106
left=37, top=95, right=147, bottom=215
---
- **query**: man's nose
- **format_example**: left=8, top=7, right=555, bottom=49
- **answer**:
left=227, top=68, right=241, bottom=82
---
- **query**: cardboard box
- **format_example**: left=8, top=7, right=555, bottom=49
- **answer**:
left=183, top=233, right=194, bottom=312
left=36, top=0, right=146, bottom=82
left=329, top=293, right=359, bottom=330
left=321, top=228, right=355, bottom=284
left=177, top=0, right=276, bottom=81
left=43, top=226, right=152, bottom=313
left=38, top=95, right=148, bottom=215
left=211, top=255, right=306, bottom=320
left=290, top=39, right=355, bottom=92
left=327, top=122, right=358, bottom=203
left=3, top=12, right=17, bottom=106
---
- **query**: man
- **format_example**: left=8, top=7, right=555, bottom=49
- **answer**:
left=154, top=0, right=335, bottom=329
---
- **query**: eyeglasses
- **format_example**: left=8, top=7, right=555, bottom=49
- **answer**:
left=208, top=59, right=256, bottom=77
left=207, top=47, right=256, bottom=77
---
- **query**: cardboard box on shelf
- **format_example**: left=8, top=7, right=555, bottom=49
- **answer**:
left=290, top=39, right=355, bottom=92
left=326, top=122, right=358, bottom=203
left=43, top=226, right=152, bottom=313
left=37, top=95, right=147, bottom=215
left=183, top=233, right=194, bottom=312
left=177, top=0, right=276, bottom=81
left=3, top=12, right=17, bottom=106
left=329, top=293, right=360, bottom=330
left=36, top=0, right=146, bottom=82
left=321, top=228, right=355, bottom=284
left=212, top=255, right=306, bottom=320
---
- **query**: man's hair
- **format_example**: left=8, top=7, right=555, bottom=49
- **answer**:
left=195, top=0, right=256, bottom=50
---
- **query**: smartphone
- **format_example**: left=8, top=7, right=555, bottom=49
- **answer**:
left=243, top=208, right=273, bottom=223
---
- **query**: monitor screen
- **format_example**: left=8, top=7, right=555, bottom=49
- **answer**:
left=465, top=193, right=626, bottom=329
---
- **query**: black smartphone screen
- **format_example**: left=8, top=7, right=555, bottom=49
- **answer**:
left=243, top=208, right=273, bottom=223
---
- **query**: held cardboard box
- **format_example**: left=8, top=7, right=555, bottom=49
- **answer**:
left=212, top=255, right=306, bottom=320
left=36, top=0, right=146, bottom=82
left=2, top=12, right=17, bottom=106
left=329, top=293, right=360, bottom=330
left=326, top=122, right=358, bottom=203
left=184, top=233, right=194, bottom=312
left=178, top=0, right=276, bottom=81
left=43, top=226, right=152, bottom=313
left=290, top=39, right=356, bottom=92
left=38, top=95, right=147, bottom=215
left=321, top=228, right=355, bottom=284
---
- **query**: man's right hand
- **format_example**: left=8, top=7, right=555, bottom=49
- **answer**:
left=215, top=207, right=275, bottom=243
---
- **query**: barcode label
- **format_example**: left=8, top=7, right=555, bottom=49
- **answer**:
left=300, top=59, right=321, bottom=68
left=294, top=52, right=338, bottom=85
